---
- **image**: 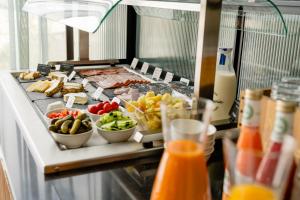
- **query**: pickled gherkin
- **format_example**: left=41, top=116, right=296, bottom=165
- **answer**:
left=55, top=115, right=74, bottom=128
left=61, top=120, right=73, bottom=134
left=70, top=119, right=81, bottom=135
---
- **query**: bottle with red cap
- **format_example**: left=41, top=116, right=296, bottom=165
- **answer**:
left=256, top=100, right=297, bottom=186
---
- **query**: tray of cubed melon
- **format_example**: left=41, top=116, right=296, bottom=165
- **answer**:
left=121, top=91, right=188, bottom=134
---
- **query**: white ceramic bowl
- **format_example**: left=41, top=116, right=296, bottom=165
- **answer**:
left=86, top=109, right=101, bottom=122
left=50, top=129, right=93, bottom=149
left=96, top=125, right=136, bottom=143
left=44, top=108, right=81, bottom=124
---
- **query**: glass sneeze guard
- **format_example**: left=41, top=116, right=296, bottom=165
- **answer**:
left=23, top=0, right=122, bottom=33
left=222, top=0, right=288, bottom=36
left=23, top=0, right=288, bottom=35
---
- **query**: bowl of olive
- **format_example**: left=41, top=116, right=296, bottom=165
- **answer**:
left=48, top=113, right=93, bottom=148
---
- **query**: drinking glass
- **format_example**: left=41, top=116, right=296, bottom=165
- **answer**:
left=223, top=133, right=297, bottom=200
left=271, top=77, right=300, bottom=104
left=150, top=97, right=214, bottom=200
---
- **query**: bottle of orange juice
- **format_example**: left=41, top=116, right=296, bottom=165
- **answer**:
left=151, top=97, right=214, bottom=200
left=151, top=140, right=210, bottom=200
left=235, top=89, right=263, bottom=184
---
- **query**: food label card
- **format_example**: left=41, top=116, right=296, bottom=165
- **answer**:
left=141, top=63, right=149, bottom=74
left=164, top=72, right=174, bottom=84
left=82, top=78, right=89, bottom=87
left=63, top=76, right=69, bottom=83
left=180, top=78, right=190, bottom=86
left=112, top=97, right=121, bottom=104
left=130, top=58, right=139, bottom=70
left=152, top=67, right=162, bottom=81
left=68, top=71, right=76, bottom=81
left=66, top=95, right=75, bottom=108
left=55, top=64, right=61, bottom=71
left=93, top=87, right=104, bottom=100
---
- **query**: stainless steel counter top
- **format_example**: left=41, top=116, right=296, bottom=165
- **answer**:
left=0, top=70, right=163, bottom=174
left=0, top=69, right=227, bottom=200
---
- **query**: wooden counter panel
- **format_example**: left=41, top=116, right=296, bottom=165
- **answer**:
left=0, top=160, right=13, bottom=200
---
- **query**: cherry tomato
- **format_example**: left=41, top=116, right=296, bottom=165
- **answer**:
left=97, top=110, right=106, bottom=115
left=96, top=102, right=104, bottom=111
left=88, top=105, right=98, bottom=114
left=48, top=113, right=57, bottom=119
left=74, top=111, right=79, bottom=118
left=103, top=103, right=112, bottom=112
left=62, top=109, right=68, bottom=116
left=111, top=102, right=119, bottom=110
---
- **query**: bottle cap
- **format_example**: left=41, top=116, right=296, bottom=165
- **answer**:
left=276, top=100, right=297, bottom=113
left=244, top=89, right=263, bottom=100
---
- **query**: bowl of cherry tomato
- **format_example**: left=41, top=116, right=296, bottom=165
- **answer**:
left=86, top=101, right=120, bottom=122
left=45, top=108, right=81, bottom=124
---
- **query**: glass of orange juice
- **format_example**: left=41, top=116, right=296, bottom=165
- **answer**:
left=223, top=137, right=276, bottom=200
left=151, top=97, right=214, bottom=200
left=229, top=184, right=276, bottom=200
left=223, top=132, right=297, bottom=200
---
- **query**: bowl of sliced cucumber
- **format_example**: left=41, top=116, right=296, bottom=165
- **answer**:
left=96, top=111, right=137, bottom=143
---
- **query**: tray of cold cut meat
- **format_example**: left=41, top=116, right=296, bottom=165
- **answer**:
left=82, top=67, right=151, bottom=89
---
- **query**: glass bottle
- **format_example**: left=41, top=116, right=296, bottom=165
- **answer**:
left=151, top=97, right=214, bottom=200
left=212, top=48, right=237, bottom=121
left=235, top=89, right=264, bottom=184
left=256, top=101, right=296, bottom=186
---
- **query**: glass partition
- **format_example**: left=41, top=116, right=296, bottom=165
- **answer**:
left=223, top=0, right=288, bottom=36
left=23, top=0, right=122, bottom=33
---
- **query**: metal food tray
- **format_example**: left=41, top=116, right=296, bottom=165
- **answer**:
left=9, top=69, right=163, bottom=174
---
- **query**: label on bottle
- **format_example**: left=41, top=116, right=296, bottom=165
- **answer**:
left=219, top=53, right=226, bottom=65
left=271, top=112, right=294, bottom=142
left=241, top=99, right=261, bottom=127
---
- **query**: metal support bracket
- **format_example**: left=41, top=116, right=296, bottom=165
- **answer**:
left=194, top=0, right=223, bottom=99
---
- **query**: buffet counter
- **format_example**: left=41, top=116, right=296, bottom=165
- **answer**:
left=0, top=70, right=226, bottom=200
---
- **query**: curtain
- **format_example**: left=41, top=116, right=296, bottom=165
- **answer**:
left=0, top=0, right=66, bottom=70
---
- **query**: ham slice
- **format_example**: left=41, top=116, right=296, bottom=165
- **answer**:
left=79, top=67, right=128, bottom=76
left=86, top=73, right=150, bottom=89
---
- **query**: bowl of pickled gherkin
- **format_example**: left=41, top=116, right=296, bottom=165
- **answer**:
left=48, top=112, right=93, bottom=148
